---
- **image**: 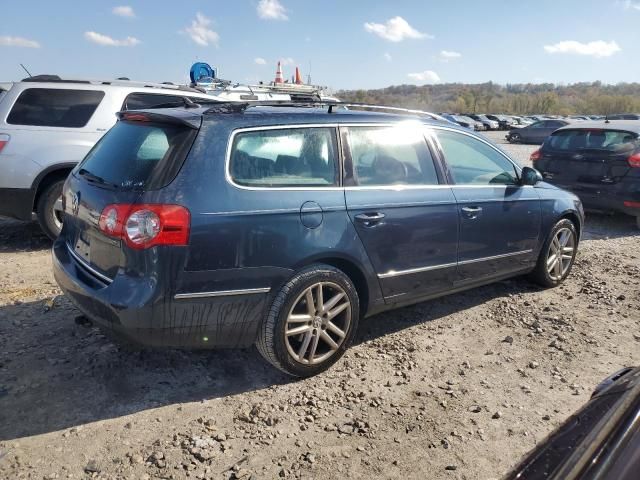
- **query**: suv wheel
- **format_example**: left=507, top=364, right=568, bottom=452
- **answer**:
left=256, top=264, right=359, bottom=377
left=36, top=180, right=65, bottom=240
left=509, top=132, right=522, bottom=143
left=529, top=219, right=578, bottom=287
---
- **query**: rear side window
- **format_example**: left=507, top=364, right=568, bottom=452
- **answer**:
left=436, top=129, right=518, bottom=185
left=546, top=129, right=638, bottom=152
left=230, top=127, right=338, bottom=187
left=76, top=121, right=196, bottom=190
left=7, top=88, right=104, bottom=127
left=346, top=125, right=438, bottom=186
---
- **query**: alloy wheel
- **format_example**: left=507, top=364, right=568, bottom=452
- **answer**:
left=284, top=281, right=351, bottom=365
left=546, top=227, right=575, bottom=281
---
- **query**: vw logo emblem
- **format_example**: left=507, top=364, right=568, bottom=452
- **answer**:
left=71, top=192, right=79, bottom=214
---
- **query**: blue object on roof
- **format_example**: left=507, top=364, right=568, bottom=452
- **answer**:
left=190, top=62, right=216, bottom=84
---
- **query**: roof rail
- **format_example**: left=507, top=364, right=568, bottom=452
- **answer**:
left=203, top=100, right=447, bottom=122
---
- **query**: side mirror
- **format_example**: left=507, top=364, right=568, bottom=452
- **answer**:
left=521, top=166, right=542, bottom=186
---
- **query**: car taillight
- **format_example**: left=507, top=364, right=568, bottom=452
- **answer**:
left=0, top=134, right=9, bottom=153
left=530, top=149, right=542, bottom=163
left=628, top=153, right=640, bottom=168
left=99, top=204, right=190, bottom=249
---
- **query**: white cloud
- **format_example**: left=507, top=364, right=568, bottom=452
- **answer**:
left=254, top=57, right=267, bottom=65
left=112, top=6, right=135, bottom=18
left=407, top=70, right=441, bottom=84
left=440, top=50, right=461, bottom=59
left=84, top=31, right=140, bottom=47
left=384, top=52, right=392, bottom=62
left=257, top=0, right=288, bottom=20
left=543, top=40, right=621, bottom=58
left=184, top=13, right=219, bottom=47
left=281, top=57, right=295, bottom=66
left=364, top=16, right=431, bottom=42
left=0, top=36, right=40, bottom=48
left=623, top=0, right=640, bottom=10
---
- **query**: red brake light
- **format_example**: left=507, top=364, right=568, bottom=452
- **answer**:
left=0, top=134, right=9, bottom=153
left=121, top=113, right=150, bottom=122
left=628, top=153, right=640, bottom=168
left=99, top=204, right=190, bottom=249
left=530, top=148, right=542, bottom=163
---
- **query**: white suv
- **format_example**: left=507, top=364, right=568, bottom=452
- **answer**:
left=0, top=76, right=218, bottom=239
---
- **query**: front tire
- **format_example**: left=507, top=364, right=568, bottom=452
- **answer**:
left=36, top=180, right=65, bottom=240
left=529, top=219, right=578, bottom=287
left=509, top=133, right=522, bottom=143
left=256, top=264, right=360, bottom=377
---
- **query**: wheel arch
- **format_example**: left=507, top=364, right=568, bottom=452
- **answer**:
left=559, top=210, right=582, bottom=241
left=292, top=254, right=373, bottom=318
left=31, top=163, right=76, bottom=212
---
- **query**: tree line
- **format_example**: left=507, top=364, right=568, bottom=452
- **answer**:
left=336, top=82, right=640, bottom=115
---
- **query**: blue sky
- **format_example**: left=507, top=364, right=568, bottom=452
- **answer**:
left=2, top=0, right=640, bottom=90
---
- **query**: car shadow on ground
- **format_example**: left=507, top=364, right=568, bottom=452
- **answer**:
left=0, top=276, right=530, bottom=441
left=581, top=212, right=639, bottom=240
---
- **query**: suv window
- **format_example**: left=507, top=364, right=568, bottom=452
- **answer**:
left=530, top=121, right=545, bottom=129
left=7, top=88, right=104, bottom=128
left=230, top=127, right=338, bottom=187
left=76, top=120, right=196, bottom=190
left=346, top=126, right=438, bottom=186
left=436, top=130, right=518, bottom=185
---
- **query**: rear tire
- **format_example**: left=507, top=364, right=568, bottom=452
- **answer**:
left=529, top=219, right=578, bottom=287
left=256, top=264, right=360, bottom=377
left=636, top=216, right=640, bottom=230
left=509, top=133, right=521, bottom=143
left=36, top=180, right=65, bottom=240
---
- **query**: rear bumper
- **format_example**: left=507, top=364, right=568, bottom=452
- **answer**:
left=550, top=182, right=640, bottom=217
left=0, top=187, right=34, bottom=220
left=52, top=239, right=268, bottom=348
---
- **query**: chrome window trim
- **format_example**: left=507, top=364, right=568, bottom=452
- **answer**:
left=378, top=249, right=533, bottom=279
left=174, top=287, right=271, bottom=300
left=67, top=244, right=113, bottom=285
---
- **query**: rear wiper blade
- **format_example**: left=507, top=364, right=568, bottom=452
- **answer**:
left=78, top=168, right=118, bottom=188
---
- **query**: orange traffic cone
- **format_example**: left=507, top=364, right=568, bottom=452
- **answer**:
left=295, top=67, right=303, bottom=84
left=274, top=61, right=284, bottom=84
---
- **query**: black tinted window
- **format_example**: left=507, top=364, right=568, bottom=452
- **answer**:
left=76, top=121, right=196, bottom=190
left=7, top=88, right=104, bottom=127
left=547, top=129, right=637, bottom=152
left=230, top=128, right=338, bottom=187
left=347, top=126, right=439, bottom=186
left=124, top=93, right=187, bottom=110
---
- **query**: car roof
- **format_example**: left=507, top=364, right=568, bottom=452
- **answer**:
left=554, top=120, right=640, bottom=133
left=124, top=104, right=467, bottom=130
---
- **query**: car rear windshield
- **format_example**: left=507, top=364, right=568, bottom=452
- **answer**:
left=75, top=121, right=196, bottom=190
left=7, top=88, right=105, bottom=128
left=546, top=129, right=638, bottom=152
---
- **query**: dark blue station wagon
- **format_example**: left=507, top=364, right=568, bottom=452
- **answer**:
left=53, top=103, right=584, bottom=377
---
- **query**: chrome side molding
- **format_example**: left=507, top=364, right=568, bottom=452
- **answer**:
left=174, top=287, right=271, bottom=300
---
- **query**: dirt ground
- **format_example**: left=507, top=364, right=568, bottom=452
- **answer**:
left=0, top=133, right=639, bottom=480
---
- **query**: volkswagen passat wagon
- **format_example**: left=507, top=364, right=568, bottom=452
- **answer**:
left=53, top=103, right=584, bottom=377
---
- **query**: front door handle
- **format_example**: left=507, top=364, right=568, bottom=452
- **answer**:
left=461, top=206, right=483, bottom=218
left=355, top=212, right=385, bottom=226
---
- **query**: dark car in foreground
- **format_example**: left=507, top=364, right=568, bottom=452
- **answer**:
left=532, top=121, right=640, bottom=228
left=507, top=119, right=570, bottom=144
left=506, top=366, right=640, bottom=480
left=53, top=102, right=584, bottom=377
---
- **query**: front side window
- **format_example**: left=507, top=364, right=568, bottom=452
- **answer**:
left=530, top=121, right=545, bottom=129
left=346, top=125, right=438, bottom=186
left=7, top=88, right=104, bottom=127
left=230, top=127, right=338, bottom=187
left=436, top=130, right=519, bottom=185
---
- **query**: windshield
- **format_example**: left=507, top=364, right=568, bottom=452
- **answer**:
left=75, top=121, right=196, bottom=190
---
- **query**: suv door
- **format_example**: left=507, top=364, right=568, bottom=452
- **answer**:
left=433, top=128, right=541, bottom=282
left=342, top=124, right=458, bottom=302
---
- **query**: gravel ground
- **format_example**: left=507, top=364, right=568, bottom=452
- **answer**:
left=0, top=135, right=639, bottom=480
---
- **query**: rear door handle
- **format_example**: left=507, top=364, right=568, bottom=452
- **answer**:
left=461, top=206, right=483, bottom=218
left=355, top=212, right=385, bottom=226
